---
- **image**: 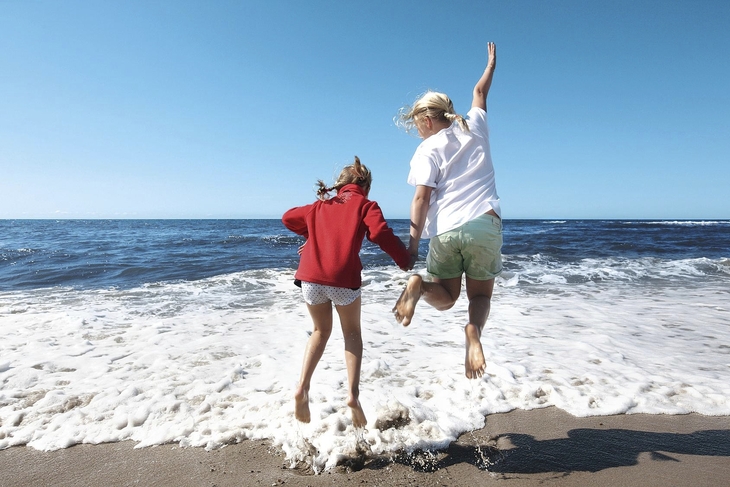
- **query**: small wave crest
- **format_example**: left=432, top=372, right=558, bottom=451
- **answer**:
left=503, top=254, right=728, bottom=287
left=623, top=220, right=730, bottom=226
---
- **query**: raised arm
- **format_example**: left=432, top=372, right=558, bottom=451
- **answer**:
left=472, top=42, right=497, bottom=111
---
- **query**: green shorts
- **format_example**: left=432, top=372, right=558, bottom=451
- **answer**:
left=427, top=213, right=503, bottom=280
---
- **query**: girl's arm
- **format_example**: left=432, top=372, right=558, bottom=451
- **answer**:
left=362, top=201, right=411, bottom=270
left=408, top=185, right=432, bottom=259
left=472, top=42, right=496, bottom=111
left=282, top=205, right=311, bottom=239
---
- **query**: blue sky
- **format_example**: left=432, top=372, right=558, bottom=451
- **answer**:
left=1, top=0, right=728, bottom=219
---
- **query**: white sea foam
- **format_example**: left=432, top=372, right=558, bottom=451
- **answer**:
left=1, top=265, right=729, bottom=471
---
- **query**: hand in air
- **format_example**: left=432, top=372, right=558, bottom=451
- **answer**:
left=487, top=42, right=496, bottom=68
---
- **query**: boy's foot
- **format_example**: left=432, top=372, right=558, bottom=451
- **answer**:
left=347, top=397, right=367, bottom=428
left=393, top=275, right=423, bottom=327
left=465, top=323, right=486, bottom=379
left=294, top=389, right=311, bottom=423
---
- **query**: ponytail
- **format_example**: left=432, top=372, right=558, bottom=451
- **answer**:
left=444, top=111, right=469, bottom=132
left=315, top=179, right=334, bottom=200
left=316, top=156, right=373, bottom=201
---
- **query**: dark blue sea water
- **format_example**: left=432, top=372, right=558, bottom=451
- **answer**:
left=1, top=219, right=728, bottom=291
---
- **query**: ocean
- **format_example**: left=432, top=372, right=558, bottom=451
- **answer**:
left=1, top=219, right=728, bottom=471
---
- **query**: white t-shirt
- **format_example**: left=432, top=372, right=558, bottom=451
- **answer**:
left=407, top=106, right=501, bottom=239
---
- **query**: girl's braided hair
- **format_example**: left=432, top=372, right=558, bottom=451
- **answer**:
left=316, top=156, right=372, bottom=201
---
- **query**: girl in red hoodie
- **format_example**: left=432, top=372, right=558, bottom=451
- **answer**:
left=282, top=156, right=412, bottom=428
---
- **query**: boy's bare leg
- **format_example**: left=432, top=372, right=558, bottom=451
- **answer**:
left=464, top=277, right=495, bottom=379
left=335, top=296, right=367, bottom=428
left=295, top=301, right=333, bottom=423
left=393, top=275, right=461, bottom=326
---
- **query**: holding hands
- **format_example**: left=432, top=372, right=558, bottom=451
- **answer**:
left=402, top=253, right=418, bottom=272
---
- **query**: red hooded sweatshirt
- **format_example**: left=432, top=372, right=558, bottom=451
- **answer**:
left=282, top=184, right=410, bottom=289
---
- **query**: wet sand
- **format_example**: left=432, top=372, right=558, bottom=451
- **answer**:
left=1, top=407, right=729, bottom=487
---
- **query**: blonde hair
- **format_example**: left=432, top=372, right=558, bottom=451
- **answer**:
left=395, top=91, right=469, bottom=134
left=316, top=156, right=372, bottom=200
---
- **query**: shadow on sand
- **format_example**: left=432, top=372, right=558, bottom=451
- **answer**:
left=339, top=428, right=730, bottom=475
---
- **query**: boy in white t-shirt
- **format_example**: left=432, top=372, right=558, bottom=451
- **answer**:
left=393, top=42, right=503, bottom=380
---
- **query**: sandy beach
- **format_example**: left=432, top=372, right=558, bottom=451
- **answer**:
left=2, top=407, right=728, bottom=487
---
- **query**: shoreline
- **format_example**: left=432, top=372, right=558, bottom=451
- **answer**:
left=1, top=407, right=729, bottom=487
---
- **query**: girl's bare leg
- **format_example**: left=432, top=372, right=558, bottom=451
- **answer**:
left=464, top=277, right=495, bottom=379
left=392, top=275, right=423, bottom=326
left=393, top=275, right=461, bottom=326
left=295, top=301, right=333, bottom=423
left=335, top=296, right=367, bottom=428
left=394, top=272, right=494, bottom=379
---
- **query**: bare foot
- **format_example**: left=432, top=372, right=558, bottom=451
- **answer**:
left=465, top=324, right=486, bottom=379
left=347, top=396, right=367, bottom=428
left=294, top=388, right=310, bottom=423
left=392, top=275, right=423, bottom=327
